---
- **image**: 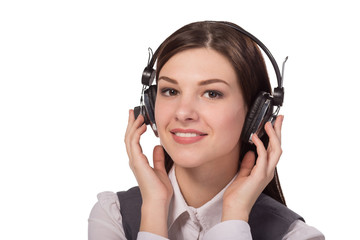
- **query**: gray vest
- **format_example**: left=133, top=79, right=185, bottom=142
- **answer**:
left=117, top=187, right=304, bottom=240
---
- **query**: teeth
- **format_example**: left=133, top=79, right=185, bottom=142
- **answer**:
left=175, top=132, right=199, bottom=137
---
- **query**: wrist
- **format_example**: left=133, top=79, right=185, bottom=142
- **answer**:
left=141, top=200, right=170, bottom=214
left=140, top=201, right=170, bottom=238
left=221, top=201, right=250, bottom=222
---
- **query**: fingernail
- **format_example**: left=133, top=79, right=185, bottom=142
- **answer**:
left=252, top=133, right=258, bottom=141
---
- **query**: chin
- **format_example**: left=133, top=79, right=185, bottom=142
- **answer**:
left=165, top=148, right=214, bottom=169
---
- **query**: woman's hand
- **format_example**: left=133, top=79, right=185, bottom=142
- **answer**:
left=124, top=110, right=173, bottom=237
left=222, top=115, right=284, bottom=222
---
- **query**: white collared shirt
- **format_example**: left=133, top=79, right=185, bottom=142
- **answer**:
left=88, top=168, right=324, bottom=240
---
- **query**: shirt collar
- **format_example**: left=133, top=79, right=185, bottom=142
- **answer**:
left=167, top=167, right=236, bottom=231
left=167, top=167, right=189, bottom=229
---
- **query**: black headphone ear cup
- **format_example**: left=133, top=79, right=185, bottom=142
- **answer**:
left=145, top=85, right=157, bottom=122
left=241, top=92, right=273, bottom=143
left=144, top=85, right=158, bottom=136
left=134, top=105, right=150, bottom=125
left=142, top=66, right=156, bottom=86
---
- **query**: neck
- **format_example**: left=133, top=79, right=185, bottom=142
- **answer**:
left=174, top=157, right=238, bottom=208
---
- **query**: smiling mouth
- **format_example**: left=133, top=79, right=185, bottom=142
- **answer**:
left=172, top=132, right=207, bottom=137
left=170, top=129, right=208, bottom=137
left=170, top=129, right=207, bottom=144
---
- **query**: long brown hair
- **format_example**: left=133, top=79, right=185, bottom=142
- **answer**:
left=154, top=21, right=286, bottom=205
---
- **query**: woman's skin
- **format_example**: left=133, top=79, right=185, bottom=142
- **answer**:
left=125, top=48, right=283, bottom=238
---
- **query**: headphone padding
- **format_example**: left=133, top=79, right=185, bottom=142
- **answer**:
left=241, top=92, right=272, bottom=142
left=147, top=85, right=157, bottom=112
left=142, top=66, right=156, bottom=86
left=144, top=85, right=157, bottom=126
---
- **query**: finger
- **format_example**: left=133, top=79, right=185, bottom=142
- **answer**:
left=238, top=151, right=256, bottom=177
left=127, top=123, right=148, bottom=172
left=128, top=109, right=135, bottom=122
left=129, top=123, right=147, bottom=157
left=125, top=110, right=144, bottom=139
left=126, top=120, right=147, bottom=162
left=125, top=110, right=133, bottom=139
left=131, top=112, right=145, bottom=131
left=273, top=115, right=284, bottom=143
left=125, top=110, right=145, bottom=154
left=125, top=110, right=137, bottom=145
left=251, top=133, right=268, bottom=170
left=265, top=121, right=281, bottom=147
left=126, top=109, right=137, bottom=130
left=125, top=110, right=134, bottom=157
left=153, top=145, right=166, bottom=174
left=264, top=121, right=282, bottom=170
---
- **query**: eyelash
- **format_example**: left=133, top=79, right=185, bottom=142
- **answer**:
left=160, top=88, right=179, bottom=96
left=160, top=88, right=223, bottom=99
left=203, top=90, right=223, bottom=99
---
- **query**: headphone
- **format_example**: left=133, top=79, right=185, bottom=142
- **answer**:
left=134, top=21, right=287, bottom=143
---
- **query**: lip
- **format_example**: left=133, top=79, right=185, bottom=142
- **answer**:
left=170, top=128, right=208, bottom=144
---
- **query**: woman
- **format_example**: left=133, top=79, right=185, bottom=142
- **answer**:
left=88, top=21, right=324, bottom=240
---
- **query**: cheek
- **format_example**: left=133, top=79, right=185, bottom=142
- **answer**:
left=155, top=100, right=176, bottom=149
left=154, top=99, right=171, bottom=130
left=211, top=105, right=246, bottom=140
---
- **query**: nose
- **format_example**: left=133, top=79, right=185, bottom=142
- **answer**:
left=175, top=95, right=199, bottom=123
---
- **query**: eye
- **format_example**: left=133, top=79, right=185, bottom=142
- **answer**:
left=161, top=88, right=179, bottom=97
left=203, top=90, right=223, bottom=99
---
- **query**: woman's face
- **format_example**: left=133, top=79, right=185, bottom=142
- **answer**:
left=155, top=48, right=247, bottom=169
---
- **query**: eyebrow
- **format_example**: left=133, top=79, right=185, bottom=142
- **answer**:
left=158, top=76, right=230, bottom=86
left=158, top=76, right=178, bottom=84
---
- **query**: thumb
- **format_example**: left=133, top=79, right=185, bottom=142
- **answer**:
left=153, top=145, right=166, bottom=173
left=238, top=151, right=256, bottom=177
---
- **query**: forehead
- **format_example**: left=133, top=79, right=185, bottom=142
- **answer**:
left=158, top=48, right=238, bottom=85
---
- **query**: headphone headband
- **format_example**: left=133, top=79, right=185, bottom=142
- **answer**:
left=142, top=21, right=286, bottom=106
left=216, top=22, right=283, bottom=88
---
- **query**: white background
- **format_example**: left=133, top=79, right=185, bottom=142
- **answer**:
left=0, top=0, right=359, bottom=239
